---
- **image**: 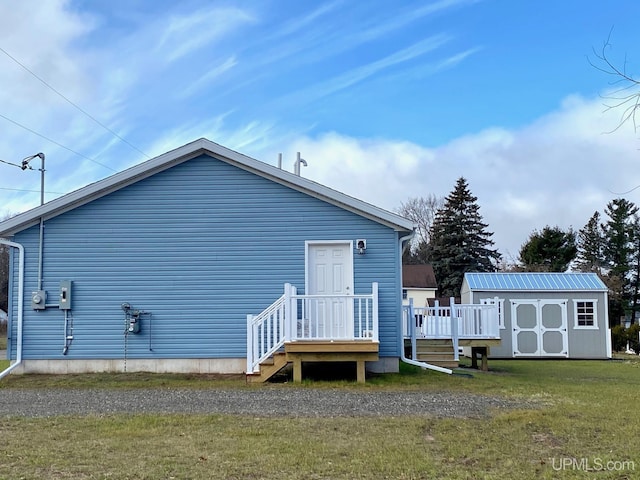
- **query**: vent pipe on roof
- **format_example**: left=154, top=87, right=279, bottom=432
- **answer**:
left=294, top=152, right=307, bottom=176
left=277, top=153, right=282, bottom=169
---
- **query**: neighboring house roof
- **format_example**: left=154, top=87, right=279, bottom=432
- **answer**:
left=464, top=272, right=607, bottom=292
left=0, top=138, right=414, bottom=236
left=402, top=264, right=437, bottom=289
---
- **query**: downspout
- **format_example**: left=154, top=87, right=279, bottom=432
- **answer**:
left=0, top=239, right=25, bottom=380
left=397, top=231, right=452, bottom=374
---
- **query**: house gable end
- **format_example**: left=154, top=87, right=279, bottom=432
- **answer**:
left=0, top=139, right=413, bottom=236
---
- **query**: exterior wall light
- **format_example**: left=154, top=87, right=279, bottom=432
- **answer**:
left=357, top=239, right=367, bottom=255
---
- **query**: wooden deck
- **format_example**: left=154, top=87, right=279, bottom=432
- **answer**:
left=247, top=340, right=379, bottom=383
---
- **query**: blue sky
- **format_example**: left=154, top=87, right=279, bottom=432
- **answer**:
left=1, top=0, right=640, bottom=260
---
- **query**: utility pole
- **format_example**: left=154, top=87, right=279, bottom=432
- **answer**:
left=21, top=152, right=45, bottom=205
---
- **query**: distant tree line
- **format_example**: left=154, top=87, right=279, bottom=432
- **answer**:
left=398, top=182, right=640, bottom=327
left=516, top=199, right=639, bottom=325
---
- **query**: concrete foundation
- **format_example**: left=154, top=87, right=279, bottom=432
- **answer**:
left=366, top=356, right=399, bottom=373
left=7, top=358, right=246, bottom=375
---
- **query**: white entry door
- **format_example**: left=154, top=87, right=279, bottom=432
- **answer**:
left=511, top=299, right=569, bottom=357
left=306, top=242, right=354, bottom=339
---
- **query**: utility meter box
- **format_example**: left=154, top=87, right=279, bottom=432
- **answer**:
left=31, top=290, right=46, bottom=310
left=59, top=280, right=72, bottom=310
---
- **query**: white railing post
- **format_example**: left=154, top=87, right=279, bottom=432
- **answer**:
left=291, top=285, right=298, bottom=340
left=246, top=314, right=254, bottom=373
left=372, top=282, right=379, bottom=342
left=434, top=299, right=440, bottom=338
left=493, top=296, right=500, bottom=337
left=409, top=297, right=416, bottom=360
left=450, top=297, right=459, bottom=361
left=284, top=283, right=292, bottom=342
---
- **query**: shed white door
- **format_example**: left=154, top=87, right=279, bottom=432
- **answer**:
left=511, top=300, right=568, bottom=357
left=306, top=242, right=354, bottom=338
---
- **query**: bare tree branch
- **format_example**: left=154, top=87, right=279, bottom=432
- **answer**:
left=590, top=30, right=640, bottom=133
left=395, top=194, right=444, bottom=251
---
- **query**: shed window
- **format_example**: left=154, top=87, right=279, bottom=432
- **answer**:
left=480, top=297, right=505, bottom=329
left=574, top=300, right=597, bottom=329
left=402, top=289, right=408, bottom=300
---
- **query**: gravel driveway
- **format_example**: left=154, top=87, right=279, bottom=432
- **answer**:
left=0, top=387, right=531, bottom=418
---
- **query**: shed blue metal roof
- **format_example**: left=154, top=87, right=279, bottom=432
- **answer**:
left=464, top=272, right=607, bottom=291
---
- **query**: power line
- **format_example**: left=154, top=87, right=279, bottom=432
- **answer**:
left=0, top=46, right=150, bottom=160
left=0, top=112, right=116, bottom=172
left=0, top=186, right=64, bottom=195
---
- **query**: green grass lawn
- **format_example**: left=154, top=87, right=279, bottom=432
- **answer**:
left=1, top=357, right=639, bottom=479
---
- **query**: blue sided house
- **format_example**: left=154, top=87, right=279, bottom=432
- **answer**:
left=461, top=272, right=611, bottom=359
left=0, top=139, right=415, bottom=382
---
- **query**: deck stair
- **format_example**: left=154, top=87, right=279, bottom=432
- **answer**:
left=413, top=339, right=458, bottom=369
left=247, top=352, right=288, bottom=383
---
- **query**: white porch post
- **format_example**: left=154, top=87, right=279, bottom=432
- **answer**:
left=372, top=282, right=379, bottom=341
left=492, top=296, right=500, bottom=337
left=450, top=297, right=459, bottom=362
left=434, top=299, right=440, bottom=337
left=284, top=283, right=292, bottom=342
left=291, top=285, right=298, bottom=340
left=246, top=314, right=254, bottom=374
left=409, top=297, right=416, bottom=361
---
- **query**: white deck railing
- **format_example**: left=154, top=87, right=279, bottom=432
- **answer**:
left=247, top=283, right=379, bottom=374
left=402, top=299, right=500, bottom=340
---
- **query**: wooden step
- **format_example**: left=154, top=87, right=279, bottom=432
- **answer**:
left=413, top=339, right=458, bottom=368
left=246, top=352, right=288, bottom=383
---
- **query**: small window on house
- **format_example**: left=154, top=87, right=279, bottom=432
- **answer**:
left=574, top=300, right=598, bottom=329
left=480, top=297, right=505, bottom=329
left=402, top=289, right=408, bottom=300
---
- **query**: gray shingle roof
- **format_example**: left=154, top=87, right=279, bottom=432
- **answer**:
left=402, top=264, right=437, bottom=289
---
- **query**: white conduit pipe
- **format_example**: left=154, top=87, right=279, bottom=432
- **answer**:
left=0, top=239, right=24, bottom=380
left=397, top=232, right=452, bottom=375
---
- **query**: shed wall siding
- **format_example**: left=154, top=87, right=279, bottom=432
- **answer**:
left=471, top=291, right=608, bottom=358
left=10, top=155, right=402, bottom=365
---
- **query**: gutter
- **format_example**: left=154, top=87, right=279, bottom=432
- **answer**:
left=0, top=239, right=24, bottom=380
left=397, top=231, right=452, bottom=375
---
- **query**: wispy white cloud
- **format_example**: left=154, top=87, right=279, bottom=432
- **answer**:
left=178, top=56, right=238, bottom=98
left=267, top=1, right=344, bottom=40
left=353, top=0, right=479, bottom=44
left=155, top=7, right=255, bottom=63
left=284, top=93, right=640, bottom=259
left=276, top=34, right=451, bottom=107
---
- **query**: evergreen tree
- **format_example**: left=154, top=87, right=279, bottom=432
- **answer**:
left=575, top=211, right=605, bottom=274
left=429, top=177, right=501, bottom=297
left=519, top=226, right=577, bottom=272
left=602, top=198, right=638, bottom=325
left=629, top=217, right=640, bottom=323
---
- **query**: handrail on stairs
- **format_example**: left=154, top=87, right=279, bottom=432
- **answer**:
left=246, top=286, right=291, bottom=374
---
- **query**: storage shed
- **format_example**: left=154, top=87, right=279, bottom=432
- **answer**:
left=461, top=272, right=611, bottom=359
